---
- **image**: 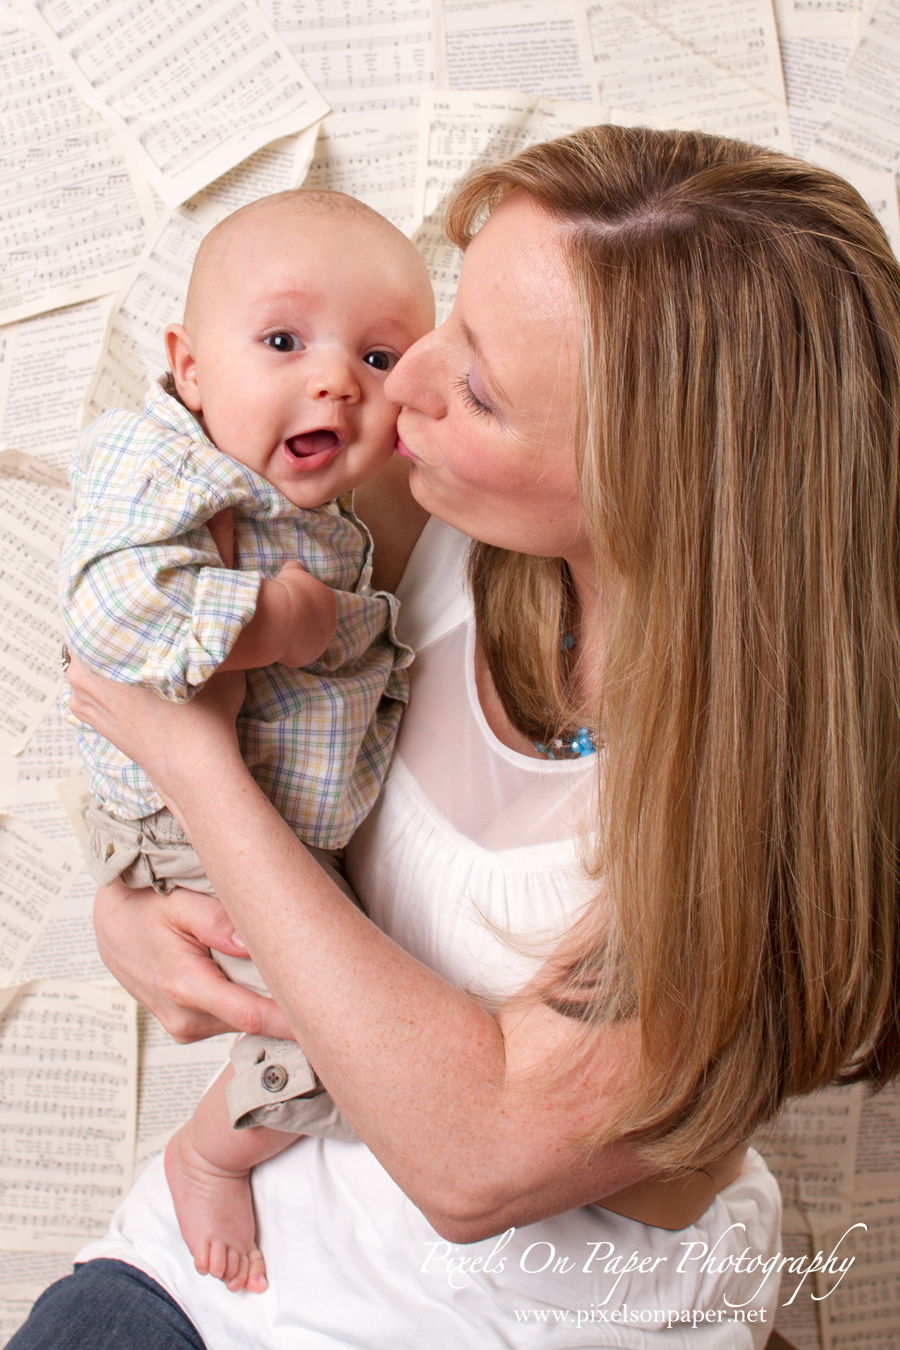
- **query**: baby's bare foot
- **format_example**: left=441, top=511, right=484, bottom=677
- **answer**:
left=165, top=1126, right=268, bottom=1294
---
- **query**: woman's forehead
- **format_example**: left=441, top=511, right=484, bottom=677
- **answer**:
left=455, top=195, right=578, bottom=403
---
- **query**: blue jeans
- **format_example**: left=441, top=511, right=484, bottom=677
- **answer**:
left=7, top=1260, right=205, bottom=1350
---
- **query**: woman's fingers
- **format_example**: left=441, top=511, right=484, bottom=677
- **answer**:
left=65, top=655, right=246, bottom=792
left=93, top=881, right=292, bottom=1042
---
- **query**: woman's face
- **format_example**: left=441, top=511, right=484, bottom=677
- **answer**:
left=387, top=191, right=589, bottom=563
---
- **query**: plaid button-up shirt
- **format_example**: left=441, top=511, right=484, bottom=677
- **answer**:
left=60, top=378, right=412, bottom=848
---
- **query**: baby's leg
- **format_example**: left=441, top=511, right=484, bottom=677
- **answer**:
left=165, top=1065, right=300, bottom=1294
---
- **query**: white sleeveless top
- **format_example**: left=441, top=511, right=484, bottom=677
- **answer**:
left=79, top=519, right=782, bottom=1350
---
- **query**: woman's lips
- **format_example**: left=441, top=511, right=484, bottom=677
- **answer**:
left=283, top=430, right=342, bottom=471
left=395, top=436, right=417, bottom=461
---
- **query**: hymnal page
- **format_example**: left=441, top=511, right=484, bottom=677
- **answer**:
left=0, top=17, right=151, bottom=325
left=83, top=130, right=320, bottom=423
left=302, top=110, right=419, bottom=234
left=0, top=775, right=85, bottom=847
left=21, top=874, right=114, bottom=987
left=135, top=1009, right=233, bottom=1173
left=570, top=0, right=793, bottom=151
left=779, top=37, right=852, bottom=157
left=440, top=0, right=592, bottom=101
left=0, top=454, right=68, bottom=490
left=12, top=709, right=82, bottom=788
left=773, top=0, right=867, bottom=39
left=810, top=0, right=900, bottom=177
left=853, top=1078, right=900, bottom=1197
left=0, top=299, right=112, bottom=477
left=0, top=476, right=70, bottom=757
left=0, top=979, right=137, bottom=1251
left=751, top=1085, right=862, bottom=1236
left=814, top=1194, right=900, bottom=1349
left=0, top=783, right=109, bottom=988
left=26, top=0, right=330, bottom=208
left=0, top=816, right=80, bottom=984
left=54, top=773, right=91, bottom=853
left=259, top=0, right=438, bottom=115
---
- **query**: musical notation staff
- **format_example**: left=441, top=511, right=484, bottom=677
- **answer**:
left=27, top=0, right=328, bottom=207
left=258, top=0, right=437, bottom=114
left=0, top=23, right=149, bottom=325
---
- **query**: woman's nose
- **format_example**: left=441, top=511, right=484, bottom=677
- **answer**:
left=385, top=328, right=448, bottom=419
left=306, top=351, right=360, bottom=403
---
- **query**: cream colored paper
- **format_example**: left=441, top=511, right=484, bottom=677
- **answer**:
left=0, top=454, right=68, bottom=490
left=53, top=774, right=91, bottom=855
left=752, top=1085, right=862, bottom=1236
left=259, top=0, right=438, bottom=115
left=135, top=1008, right=233, bottom=1174
left=0, top=299, right=113, bottom=476
left=0, top=477, right=70, bottom=757
left=570, top=0, right=793, bottom=151
left=779, top=36, right=852, bottom=157
left=302, top=110, right=420, bottom=234
left=439, top=0, right=591, bottom=100
left=0, top=979, right=137, bottom=1251
left=13, top=709, right=82, bottom=788
left=0, top=19, right=150, bottom=325
left=21, top=874, right=113, bottom=988
left=0, top=815, right=80, bottom=985
left=811, top=0, right=900, bottom=177
left=25, top=0, right=329, bottom=209
left=773, top=0, right=867, bottom=39
left=814, top=1195, right=900, bottom=1349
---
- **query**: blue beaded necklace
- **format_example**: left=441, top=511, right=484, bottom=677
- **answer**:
left=533, top=632, right=598, bottom=760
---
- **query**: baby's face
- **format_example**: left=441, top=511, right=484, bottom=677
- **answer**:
left=166, top=203, right=434, bottom=510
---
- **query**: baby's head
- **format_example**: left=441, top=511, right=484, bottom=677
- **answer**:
left=165, top=191, right=435, bottom=509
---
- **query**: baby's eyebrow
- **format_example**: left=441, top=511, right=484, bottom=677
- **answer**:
left=460, top=320, right=510, bottom=408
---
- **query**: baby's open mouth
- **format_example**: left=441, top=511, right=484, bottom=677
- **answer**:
left=285, top=430, right=342, bottom=458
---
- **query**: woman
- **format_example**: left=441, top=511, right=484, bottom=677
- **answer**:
left=17, top=126, right=900, bottom=1348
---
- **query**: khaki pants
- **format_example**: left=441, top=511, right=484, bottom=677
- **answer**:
left=85, top=800, right=359, bottom=1138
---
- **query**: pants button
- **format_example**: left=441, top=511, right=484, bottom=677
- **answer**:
left=261, top=1063, right=288, bottom=1092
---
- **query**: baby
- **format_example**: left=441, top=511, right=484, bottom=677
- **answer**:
left=59, top=190, right=435, bottom=1294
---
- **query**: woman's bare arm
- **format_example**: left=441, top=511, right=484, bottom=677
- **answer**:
left=72, top=664, right=647, bottom=1243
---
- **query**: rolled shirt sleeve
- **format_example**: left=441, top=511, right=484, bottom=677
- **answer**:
left=60, top=391, right=270, bottom=702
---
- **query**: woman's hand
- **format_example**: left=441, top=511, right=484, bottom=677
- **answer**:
left=94, top=881, right=292, bottom=1042
left=66, top=657, right=246, bottom=804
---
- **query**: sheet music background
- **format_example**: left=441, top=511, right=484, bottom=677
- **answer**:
left=0, top=0, right=898, bottom=1344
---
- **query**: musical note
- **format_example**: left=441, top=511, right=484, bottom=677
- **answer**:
left=28, top=0, right=329, bottom=208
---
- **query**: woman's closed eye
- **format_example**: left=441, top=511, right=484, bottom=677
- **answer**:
left=264, top=332, right=301, bottom=353
left=454, top=372, right=493, bottom=418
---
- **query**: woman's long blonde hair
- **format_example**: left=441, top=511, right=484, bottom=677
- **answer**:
left=447, top=126, right=900, bottom=1168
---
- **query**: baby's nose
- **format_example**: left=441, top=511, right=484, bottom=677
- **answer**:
left=307, top=351, right=360, bottom=403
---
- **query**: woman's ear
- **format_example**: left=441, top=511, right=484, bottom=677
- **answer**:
left=164, top=324, right=202, bottom=412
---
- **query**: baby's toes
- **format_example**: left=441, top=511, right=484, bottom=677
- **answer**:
left=225, top=1247, right=249, bottom=1293
left=193, top=1239, right=212, bottom=1277
left=246, top=1243, right=268, bottom=1294
left=207, top=1239, right=230, bottom=1282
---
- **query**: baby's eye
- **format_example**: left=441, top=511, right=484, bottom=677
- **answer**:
left=264, top=332, right=300, bottom=353
left=363, top=350, right=397, bottom=373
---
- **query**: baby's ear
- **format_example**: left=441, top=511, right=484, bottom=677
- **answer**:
left=164, top=324, right=202, bottom=412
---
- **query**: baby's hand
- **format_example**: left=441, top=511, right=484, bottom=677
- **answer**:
left=218, top=562, right=337, bottom=673
left=271, top=561, right=338, bottom=667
